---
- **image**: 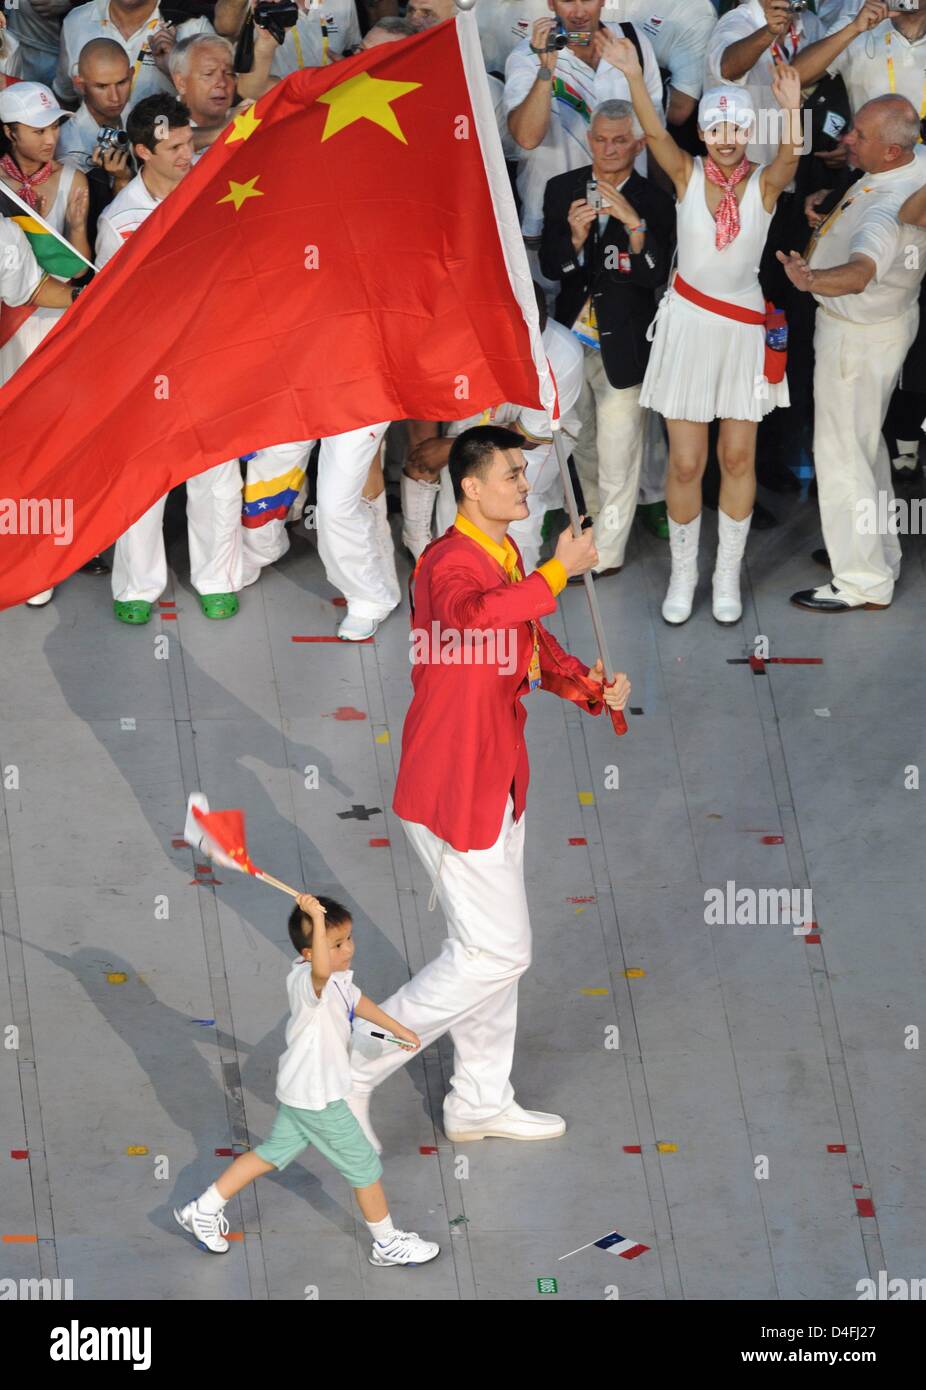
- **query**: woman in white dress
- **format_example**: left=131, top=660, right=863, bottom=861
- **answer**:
left=606, top=40, right=802, bottom=625
left=0, top=81, right=92, bottom=606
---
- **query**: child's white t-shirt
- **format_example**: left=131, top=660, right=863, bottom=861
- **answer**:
left=275, top=963, right=361, bottom=1112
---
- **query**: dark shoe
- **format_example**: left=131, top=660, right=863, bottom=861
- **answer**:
left=751, top=500, right=778, bottom=531
left=636, top=502, right=669, bottom=539
left=811, top=548, right=829, bottom=568
left=790, top=586, right=888, bottom=613
left=80, top=555, right=110, bottom=576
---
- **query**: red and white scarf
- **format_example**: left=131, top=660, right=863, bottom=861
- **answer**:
left=704, top=156, right=751, bottom=251
left=0, top=154, right=54, bottom=210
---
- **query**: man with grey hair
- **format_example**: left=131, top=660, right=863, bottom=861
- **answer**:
left=168, top=33, right=236, bottom=134
left=362, top=15, right=415, bottom=47
left=539, top=97, right=675, bottom=575
left=779, top=95, right=926, bottom=614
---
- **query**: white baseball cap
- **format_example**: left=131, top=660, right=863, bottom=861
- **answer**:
left=0, top=83, right=72, bottom=129
left=698, top=86, right=756, bottom=134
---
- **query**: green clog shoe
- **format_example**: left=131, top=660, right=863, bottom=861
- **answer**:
left=199, top=592, right=239, bottom=620
left=637, top=501, right=669, bottom=540
left=113, top=599, right=152, bottom=624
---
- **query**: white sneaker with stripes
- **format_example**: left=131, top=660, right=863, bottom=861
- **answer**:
left=369, top=1230, right=440, bottom=1267
left=174, top=1200, right=230, bottom=1254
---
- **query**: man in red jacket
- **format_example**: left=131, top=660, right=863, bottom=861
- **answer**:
left=348, top=426, right=631, bottom=1152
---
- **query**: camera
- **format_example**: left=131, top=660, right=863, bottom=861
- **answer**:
left=543, top=21, right=592, bottom=51
left=253, top=0, right=300, bottom=44
left=787, top=1, right=809, bottom=11
left=96, top=127, right=130, bottom=151
left=894, top=0, right=920, bottom=11
left=586, top=179, right=602, bottom=212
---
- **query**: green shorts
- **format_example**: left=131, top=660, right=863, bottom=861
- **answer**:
left=254, top=1099, right=383, bottom=1189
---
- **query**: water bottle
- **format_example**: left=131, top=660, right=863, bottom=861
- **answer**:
left=766, top=307, right=788, bottom=352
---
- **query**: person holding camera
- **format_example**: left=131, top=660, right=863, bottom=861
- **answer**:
left=539, top=98, right=675, bottom=576
left=54, top=0, right=215, bottom=110
left=504, top=0, right=664, bottom=286
left=793, top=1, right=926, bottom=122
left=95, top=94, right=253, bottom=625
left=214, top=0, right=361, bottom=85
left=778, top=95, right=926, bottom=613
left=55, top=39, right=133, bottom=193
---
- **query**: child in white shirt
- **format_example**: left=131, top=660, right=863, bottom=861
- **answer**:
left=175, top=893, right=440, bottom=1269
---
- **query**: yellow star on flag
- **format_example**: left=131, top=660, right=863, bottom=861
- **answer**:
left=225, top=104, right=262, bottom=145
left=218, top=176, right=264, bottom=212
left=316, top=72, right=421, bottom=145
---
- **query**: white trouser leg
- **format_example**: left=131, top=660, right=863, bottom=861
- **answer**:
left=186, top=460, right=247, bottom=596
left=242, top=440, right=314, bottom=569
left=638, top=409, right=668, bottom=505
left=317, top=421, right=398, bottom=620
left=571, top=357, right=601, bottom=516
left=813, top=309, right=918, bottom=606
left=583, top=353, right=645, bottom=570
left=435, top=466, right=457, bottom=536
left=350, top=798, right=531, bottom=1124
left=111, top=493, right=170, bottom=604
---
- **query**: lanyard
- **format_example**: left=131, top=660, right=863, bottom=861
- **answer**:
left=126, top=17, right=160, bottom=93
left=805, top=184, right=874, bottom=259
left=772, top=24, right=800, bottom=66
left=332, top=979, right=355, bottom=1024
left=291, top=18, right=330, bottom=69
left=885, top=30, right=926, bottom=132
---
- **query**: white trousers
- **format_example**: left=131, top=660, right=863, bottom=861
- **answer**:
left=350, top=797, right=532, bottom=1125
left=316, top=421, right=400, bottom=620
left=111, top=459, right=247, bottom=603
left=242, top=440, right=314, bottom=568
left=814, top=306, right=919, bottom=606
left=571, top=349, right=645, bottom=570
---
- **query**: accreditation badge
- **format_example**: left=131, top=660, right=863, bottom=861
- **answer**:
left=527, top=622, right=542, bottom=691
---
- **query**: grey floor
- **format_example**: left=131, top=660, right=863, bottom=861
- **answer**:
left=1, top=483, right=924, bottom=1302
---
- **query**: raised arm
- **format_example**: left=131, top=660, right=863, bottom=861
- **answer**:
left=604, top=36, right=691, bottom=197
left=719, top=0, right=791, bottom=81
left=214, top=0, right=250, bottom=39
left=760, top=64, right=803, bottom=211
left=506, top=18, right=559, bottom=151
left=792, top=1, right=892, bottom=88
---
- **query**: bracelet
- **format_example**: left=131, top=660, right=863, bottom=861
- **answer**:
left=627, top=222, right=647, bottom=235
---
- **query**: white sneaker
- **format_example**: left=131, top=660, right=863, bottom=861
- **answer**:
left=174, top=1200, right=230, bottom=1253
left=337, top=612, right=379, bottom=641
left=345, top=1091, right=383, bottom=1155
left=444, top=1101, right=566, bottom=1143
left=369, top=1229, right=440, bottom=1267
left=662, top=514, right=700, bottom=625
left=25, top=588, right=55, bottom=607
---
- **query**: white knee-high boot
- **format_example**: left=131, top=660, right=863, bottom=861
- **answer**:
left=712, top=510, right=752, bottom=624
left=662, top=513, right=701, bottom=624
left=400, top=472, right=440, bottom=559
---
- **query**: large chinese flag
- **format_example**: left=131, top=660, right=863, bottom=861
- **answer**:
left=0, top=15, right=553, bottom=610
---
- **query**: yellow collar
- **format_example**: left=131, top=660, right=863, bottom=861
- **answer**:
left=454, top=512, right=521, bottom=580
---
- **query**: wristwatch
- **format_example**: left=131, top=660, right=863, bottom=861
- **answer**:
left=536, top=66, right=553, bottom=81
left=70, top=286, right=84, bottom=302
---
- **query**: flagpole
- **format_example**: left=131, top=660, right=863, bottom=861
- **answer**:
left=552, top=428, right=618, bottom=687
left=558, top=1236, right=601, bottom=1261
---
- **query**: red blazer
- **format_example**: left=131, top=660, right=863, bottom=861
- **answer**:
left=392, top=528, right=603, bottom=852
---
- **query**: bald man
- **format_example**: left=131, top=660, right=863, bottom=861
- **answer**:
left=56, top=38, right=133, bottom=194
left=779, top=96, right=926, bottom=614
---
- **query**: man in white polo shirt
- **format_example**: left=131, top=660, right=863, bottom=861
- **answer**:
left=96, top=92, right=252, bottom=625
left=54, top=0, right=214, bottom=108
left=504, top=0, right=664, bottom=256
left=779, top=96, right=926, bottom=614
left=794, top=1, right=926, bottom=124
left=606, top=0, right=718, bottom=127
left=707, top=0, right=826, bottom=167
left=55, top=38, right=133, bottom=188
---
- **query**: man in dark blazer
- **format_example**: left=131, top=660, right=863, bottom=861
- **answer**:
left=540, top=98, right=675, bottom=573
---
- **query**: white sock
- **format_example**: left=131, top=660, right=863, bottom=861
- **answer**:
left=197, top=1183, right=227, bottom=1215
left=367, top=1214, right=396, bottom=1244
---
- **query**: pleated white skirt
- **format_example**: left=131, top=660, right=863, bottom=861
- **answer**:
left=640, top=289, right=789, bottom=424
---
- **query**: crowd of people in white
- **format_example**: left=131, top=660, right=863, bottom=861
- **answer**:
left=1, top=0, right=925, bottom=625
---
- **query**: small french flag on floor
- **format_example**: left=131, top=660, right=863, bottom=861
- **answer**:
left=594, top=1231, right=650, bottom=1259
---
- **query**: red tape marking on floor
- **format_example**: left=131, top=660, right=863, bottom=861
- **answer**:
left=324, top=707, right=367, bottom=721
left=767, top=657, right=824, bottom=665
left=158, top=601, right=176, bottom=608
left=214, top=1148, right=234, bottom=1157
left=749, top=655, right=766, bottom=674
left=10, top=1150, right=28, bottom=1159
left=160, top=613, right=178, bottom=621
left=827, top=1145, right=847, bottom=1153
left=623, top=1145, right=642, bottom=1153
left=3, top=1234, right=36, bottom=1243
left=568, top=895, right=596, bottom=904
left=805, top=933, right=821, bottom=944
left=568, top=838, right=587, bottom=845
left=761, top=835, right=784, bottom=844
left=856, top=1198, right=875, bottom=1218
left=369, top=838, right=390, bottom=847
left=171, top=838, right=187, bottom=849
left=292, top=635, right=374, bottom=644
left=419, top=1146, right=438, bottom=1155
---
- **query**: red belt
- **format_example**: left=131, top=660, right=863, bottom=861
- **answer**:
left=673, top=273, right=765, bottom=327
